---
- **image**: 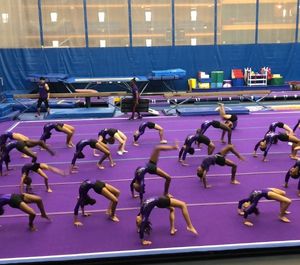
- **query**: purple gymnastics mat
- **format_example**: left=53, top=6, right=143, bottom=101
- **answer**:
left=1, top=112, right=300, bottom=263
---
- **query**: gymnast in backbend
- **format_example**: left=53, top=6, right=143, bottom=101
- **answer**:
left=178, top=133, right=215, bottom=166
left=266, top=121, right=294, bottom=135
left=73, top=179, right=120, bottom=226
left=20, top=162, right=65, bottom=193
left=0, top=131, right=34, bottom=158
left=136, top=195, right=198, bottom=246
left=253, top=131, right=300, bottom=161
left=196, top=144, right=245, bottom=188
left=97, top=128, right=127, bottom=155
left=197, top=120, right=232, bottom=144
left=0, top=140, right=55, bottom=176
left=284, top=160, right=300, bottom=196
left=0, top=193, right=50, bottom=231
left=238, top=188, right=291, bottom=226
left=130, top=143, right=179, bottom=203
left=40, top=122, right=75, bottom=147
left=70, top=139, right=115, bottom=173
left=133, top=121, right=167, bottom=146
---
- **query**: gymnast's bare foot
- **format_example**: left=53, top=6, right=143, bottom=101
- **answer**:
left=41, top=214, right=51, bottom=221
left=170, top=228, right=177, bottom=235
left=231, top=180, right=240, bottom=185
left=280, top=216, right=290, bottom=223
left=110, top=215, right=119, bottom=222
left=187, top=226, right=198, bottom=235
left=97, top=164, right=105, bottom=170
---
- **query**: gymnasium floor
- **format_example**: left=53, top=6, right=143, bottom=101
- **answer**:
left=1, top=111, right=300, bottom=263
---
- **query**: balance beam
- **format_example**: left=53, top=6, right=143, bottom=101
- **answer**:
left=13, top=92, right=128, bottom=108
left=163, top=90, right=272, bottom=112
left=163, top=90, right=271, bottom=99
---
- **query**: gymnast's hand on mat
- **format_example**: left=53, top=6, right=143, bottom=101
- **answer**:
left=284, top=183, right=288, bottom=188
left=204, top=184, right=212, bottom=189
left=74, top=221, right=83, bottom=227
left=83, top=213, right=91, bottom=217
left=179, top=159, right=189, bottom=166
left=238, top=209, right=244, bottom=216
left=252, top=151, right=258, bottom=157
left=244, top=220, right=253, bottom=227
left=262, top=157, right=268, bottom=162
left=142, top=240, right=152, bottom=246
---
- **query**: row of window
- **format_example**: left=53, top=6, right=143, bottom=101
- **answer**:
left=0, top=0, right=299, bottom=48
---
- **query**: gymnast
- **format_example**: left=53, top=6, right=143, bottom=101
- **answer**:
left=178, top=133, right=215, bottom=166
left=130, top=143, right=179, bottom=202
left=97, top=128, right=128, bottom=155
left=266, top=121, right=293, bottom=135
left=284, top=160, right=300, bottom=196
left=217, top=102, right=238, bottom=129
left=40, top=122, right=75, bottom=147
left=133, top=121, right=167, bottom=146
left=197, top=120, right=232, bottom=144
left=293, top=119, right=300, bottom=132
left=0, top=140, right=55, bottom=176
left=20, top=162, right=65, bottom=193
left=129, top=78, right=142, bottom=120
left=70, top=139, right=115, bottom=173
left=73, top=179, right=120, bottom=226
left=136, top=195, right=198, bottom=246
left=196, top=144, right=245, bottom=188
left=0, top=131, right=32, bottom=158
left=0, top=193, right=50, bottom=231
left=238, top=188, right=291, bottom=226
left=253, top=131, right=300, bottom=161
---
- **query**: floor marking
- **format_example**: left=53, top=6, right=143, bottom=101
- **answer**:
left=6, top=121, right=20, bottom=132
left=1, top=198, right=300, bottom=218
left=0, top=171, right=288, bottom=189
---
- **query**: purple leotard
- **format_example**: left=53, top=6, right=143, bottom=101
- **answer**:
left=285, top=160, right=300, bottom=190
left=74, top=180, right=105, bottom=215
left=134, top=122, right=156, bottom=142
left=238, top=189, right=270, bottom=218
left=71, top=139, right=98, bottom=165
left=254, top=132, right=289, bottom=158
left=40, top=123, right=64, bottom=141
left=138, top=196, right=170, bottom=239
left=130, top=166, right=147, bottom=201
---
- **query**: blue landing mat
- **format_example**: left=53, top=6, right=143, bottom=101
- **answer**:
left=12, top=100, right=79, bottom=112
left=175, top=106, right=249, bottom=116
left=46, top=107, right=115, bottom=119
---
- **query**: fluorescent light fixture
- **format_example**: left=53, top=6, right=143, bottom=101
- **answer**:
left=98, top=11, right=105, bottom=22
left=191, top=38, right=197, bottom=46
left=52, top=40, right=59, bottom=47
left=50, top=12, right=58, bottom=22
left=1, top=13, right=8, bottom=23
left=191, top=10, right=197, bottom=21
left=145, top=11, right=151, bottom=22
left=99, top=40, right=106, bottom=48
left=282, top=8, right=287, bottom=17
left=146, top=39, right=152, bottom=47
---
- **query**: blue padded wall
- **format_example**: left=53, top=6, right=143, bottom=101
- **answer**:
left=0, top=43, right=299, bottom=92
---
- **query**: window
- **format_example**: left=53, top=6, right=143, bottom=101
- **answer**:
left=0, top=0, right=40, bottom=48
left=217, top=0, right=256, bottom=45
left=86, top=0, right=129, bottom=47
left=175, top=0, right=215, bottom=45
left=131, top=0, right=172, bottom=47
left=258, top=0, right=297, bottom=43
left=41, top=0, right=85, bottom=47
